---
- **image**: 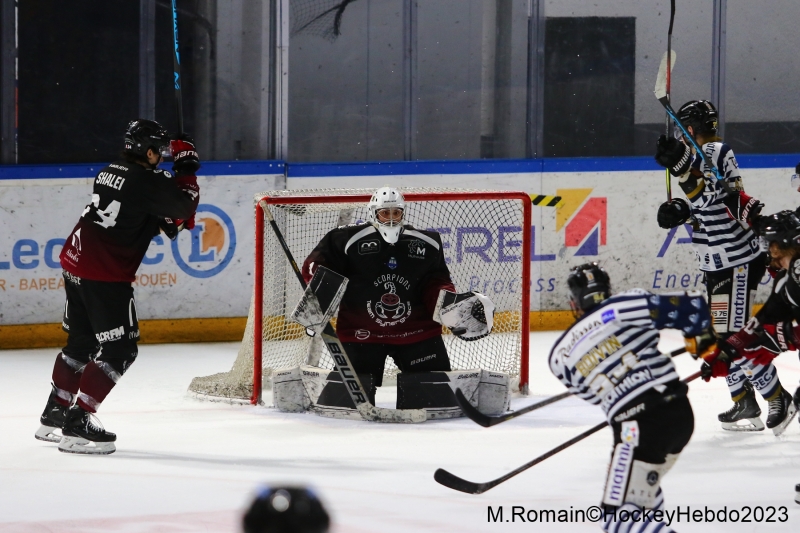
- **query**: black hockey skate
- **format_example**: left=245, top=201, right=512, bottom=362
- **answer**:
left=766, top=388, right=797, bottom=437
left=35, top=385, right=69, bottom=443
left=58, top=405, right=116, bottom=455
left=718, top=387, right=764, bottom=432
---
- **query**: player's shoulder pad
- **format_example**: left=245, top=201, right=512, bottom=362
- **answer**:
left=401, top=226, right=442, bottom=251
left=339, top=223, right=379, bottom=254
left=151, top=168, right=172, bottom=178
left=790, top=256, right=800, bottom=284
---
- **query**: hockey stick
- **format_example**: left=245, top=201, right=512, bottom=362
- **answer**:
left=664, top=0, right=676, bottom=200
left=654, top=56, right=734, bottom=196
left=170, top=0, right=184, bottom=134
left=260, top=200, right=426, bottom=423
left=455, top=346, right=688, bottom=428
left=435, top=370, right=702, bottom=494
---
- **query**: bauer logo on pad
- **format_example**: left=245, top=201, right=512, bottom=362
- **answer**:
left=601, top=309, right=615, bottom=323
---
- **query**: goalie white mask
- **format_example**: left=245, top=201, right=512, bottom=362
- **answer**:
left=368, top=187, right=405, bottom=244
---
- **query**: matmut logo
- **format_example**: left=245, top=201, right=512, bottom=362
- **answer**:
left=556, top=188, right=607, bottom=256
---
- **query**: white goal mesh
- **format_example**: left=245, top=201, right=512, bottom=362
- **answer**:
left=188, top=188, right=531, bottom=403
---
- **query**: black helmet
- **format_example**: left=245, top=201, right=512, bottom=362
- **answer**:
left=567, top=263, right=612, bottom=314
left=677, top=100, right=718, bottom=137
left=124, top=119, right=170, bottom=157
left=242, top=486, right=330, bottom=533
left=753, top=210, right=800, bottom=248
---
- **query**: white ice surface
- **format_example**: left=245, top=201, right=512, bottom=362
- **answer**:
left=2, top=330, right=800, bottom=532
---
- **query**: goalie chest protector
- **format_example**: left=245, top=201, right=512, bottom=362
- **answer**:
left=303, top=224, right=455, bottom=344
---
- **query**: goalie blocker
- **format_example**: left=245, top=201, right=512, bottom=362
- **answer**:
left=290, top=266, right=348, bottom=337
left=272, top=367, right=511, bottom=421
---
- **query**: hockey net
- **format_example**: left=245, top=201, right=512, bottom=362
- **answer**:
left=188, top=188, right=531, bottom=404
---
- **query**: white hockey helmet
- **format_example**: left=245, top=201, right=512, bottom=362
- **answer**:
left=368, top=187, right=405, bottom=244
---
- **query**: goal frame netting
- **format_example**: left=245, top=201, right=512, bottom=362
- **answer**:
left=189, top=187, right=532, bottom=405
left=248, top=190, right=532, bottom=405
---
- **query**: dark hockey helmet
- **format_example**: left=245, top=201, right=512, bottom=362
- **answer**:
left=567, top=262, right=612, bottom=314
left=242, top=486, right=330, bottom=533
left=676, top=100, right=718, bottom=137
left=124, top=119, right=171, bottom=157
left=753, top=210, right=800, bottom=248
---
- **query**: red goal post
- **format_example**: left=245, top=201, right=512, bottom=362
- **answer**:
left=189, top=188, right=532, bottom=404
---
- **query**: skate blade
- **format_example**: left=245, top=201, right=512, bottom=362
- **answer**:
left=771, top=403, right=798, bottom=437
left=58, top=436, right=116, bottom=455
left=34, top=425, right=62, bottom=443
left=720, top=418, right=765, bottom=432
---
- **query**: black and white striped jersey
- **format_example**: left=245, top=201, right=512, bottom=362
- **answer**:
left=681, top=142, right=760, bottom=271
left=548, top=289, right=710, bottom=420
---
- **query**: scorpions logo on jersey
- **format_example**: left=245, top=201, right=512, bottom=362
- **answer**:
left=366, top=281, right=412, bottom=327
left=171, top=204, right=237, bottom=279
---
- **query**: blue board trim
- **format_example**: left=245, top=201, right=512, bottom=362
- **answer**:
left=0, top=154, right=795, bottom=181
left=0, top=160, right=286, bottom=180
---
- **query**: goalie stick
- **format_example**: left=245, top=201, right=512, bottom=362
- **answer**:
left=664, top=0, right=676, bottom=200
left=435, top=370, right=702, bottom=494
left=259, top=200, right=426, bottom=424
left=455, top=346, right=688, bottom=428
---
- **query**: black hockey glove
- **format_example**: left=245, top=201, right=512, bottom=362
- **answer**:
left=159, top=217, right=180, bottom=241
left=793, top=386, right=800, bottom=409
left=170, top=134, right=200, bottom=175
left=655, top=135, right=692, bottom=177
left=657, top=198, right=691, bottom=229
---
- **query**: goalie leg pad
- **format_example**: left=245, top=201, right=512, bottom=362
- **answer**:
left=397, top=370, right=480, bottom=420
left=315, top=370, right=376, bottom=409
left=273, top=367, right=311, bottom=413
left=477, top=370, right=511, bottom=415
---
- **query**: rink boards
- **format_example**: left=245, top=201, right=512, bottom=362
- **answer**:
left=1, top=155, right=798, bottom=347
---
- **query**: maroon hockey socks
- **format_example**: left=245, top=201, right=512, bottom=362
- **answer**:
left=76, top=361, right=117, bottom=413
left=51, top=352, right=85, bottom=407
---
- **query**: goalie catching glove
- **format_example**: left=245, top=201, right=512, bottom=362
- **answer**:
left=290, top=266, right=349, bottom=337
left=433, top=290, right=494, bottom=341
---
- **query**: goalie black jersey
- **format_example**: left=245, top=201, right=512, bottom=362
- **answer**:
left=302, top=224, right=456, bottom=345
left=682, top=142, right=761, bottom=271
left=548, top=289, right=711, bottom=420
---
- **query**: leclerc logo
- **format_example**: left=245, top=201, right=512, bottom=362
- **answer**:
left=171, top=204, right=236, bottom=278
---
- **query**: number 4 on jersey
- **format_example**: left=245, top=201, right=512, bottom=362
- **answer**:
left=82, top=194, right=121, bottom=228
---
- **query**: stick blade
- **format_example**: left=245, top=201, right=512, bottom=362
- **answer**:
left=454, top=388, right=492, bottom=427
left=654, top=50, right=677, bottom=100
left=358, top=404, right=427, bottom=424
left=434, top=468, right=489, bottom=494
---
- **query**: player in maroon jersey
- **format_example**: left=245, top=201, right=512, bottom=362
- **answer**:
left=35, top=119, right=200, bottom=454
left=301, top=187, right=494, bottom=402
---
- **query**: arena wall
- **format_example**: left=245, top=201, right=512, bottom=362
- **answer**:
left=1, top=155, right=797, bottom=348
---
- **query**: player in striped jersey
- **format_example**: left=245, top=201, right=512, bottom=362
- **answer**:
left=654, top=100, right=782, bottom=432
left=698, top=211, right=800, bottom=436
left=549, top=263, right=707, bottom=533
